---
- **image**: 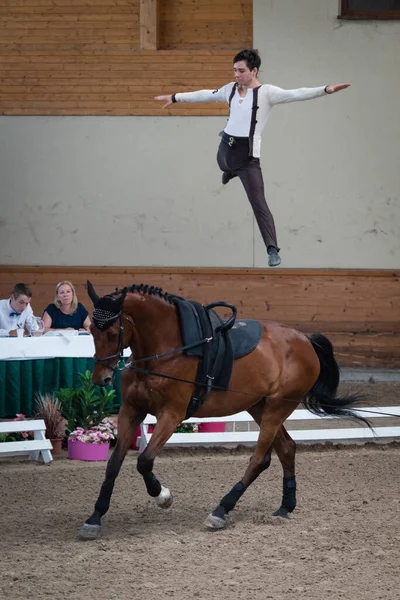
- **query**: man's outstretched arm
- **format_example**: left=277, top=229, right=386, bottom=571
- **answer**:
left=155, top=85, right=231, bottom=109
left=268, top=83, right=350, bottom=106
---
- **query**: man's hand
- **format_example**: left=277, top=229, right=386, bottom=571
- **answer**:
left=154, top=95, right=173, bottom=109
left=325, top=83, right=351, bottom=94
left=9, top=328, right=29, bottom=337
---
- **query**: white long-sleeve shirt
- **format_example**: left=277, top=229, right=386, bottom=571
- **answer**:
left=0, top=299, right=36, bottom=337
left=174, top=82, right=327, bottom=157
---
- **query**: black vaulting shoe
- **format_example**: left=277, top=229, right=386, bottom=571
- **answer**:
left=267, top=246, right=281, bottom=267
left=222, top=171, right=237, bottom=185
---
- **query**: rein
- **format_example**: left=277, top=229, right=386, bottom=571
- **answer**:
left=125, top=337, right=213, bottom=368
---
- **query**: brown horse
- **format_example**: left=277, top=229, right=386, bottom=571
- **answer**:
left=79, top=281, right=370, bottom=539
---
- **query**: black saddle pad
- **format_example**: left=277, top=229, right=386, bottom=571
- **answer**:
left=176, top=299, right=262, bottom=360
left=176, top=300, right=263, bottom=417
left=229, top=319, right=263, bottom=359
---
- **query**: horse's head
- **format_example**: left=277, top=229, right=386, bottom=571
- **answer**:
left=87, top=281, right=133, bottom=386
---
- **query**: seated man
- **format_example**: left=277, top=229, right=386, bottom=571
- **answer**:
left=0, top=283, right=36, bottom=337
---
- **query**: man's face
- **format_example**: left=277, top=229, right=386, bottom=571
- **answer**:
left=233, top=60, right=257, bottom=87
left=10, top=294, right=31, bottom=314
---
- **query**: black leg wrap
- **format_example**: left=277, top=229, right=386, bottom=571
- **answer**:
left=143, top=473, right=162, bottom=497
left=273, top=476, right=297, bottom=517
left=94, top=479, right=117, bottom=515
left=86, top=511, right=101, bottom=526
left=212, top=505, right=227, bottom=520
left=137, top=453, right=162, bottom=497
left=219, top=481, right=247, bottom=514
left=281, top=476, right=296, bottom=513
left=93, top=449, right=124, bottom=516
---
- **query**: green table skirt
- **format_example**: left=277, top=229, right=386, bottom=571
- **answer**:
left=0, top=358, right=123, bottom=419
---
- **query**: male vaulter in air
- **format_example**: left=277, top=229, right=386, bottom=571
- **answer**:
left=155, top=49, right=350, bottom=267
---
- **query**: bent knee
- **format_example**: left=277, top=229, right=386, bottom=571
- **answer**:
left=137, top=452, right=153, bottom=476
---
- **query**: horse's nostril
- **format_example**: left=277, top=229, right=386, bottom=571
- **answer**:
left=103, top=377, right=113, bottom=387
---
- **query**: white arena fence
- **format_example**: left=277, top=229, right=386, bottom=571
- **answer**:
left=0, top=419, right=53, bottom=463
left=138, top=407, right=400, bottom=452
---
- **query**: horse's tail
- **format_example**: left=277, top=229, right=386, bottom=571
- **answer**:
left=304, top=333, right=372, bottom=428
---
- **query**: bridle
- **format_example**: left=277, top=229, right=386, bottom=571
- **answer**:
left=93, top=311, right=134, bottom=372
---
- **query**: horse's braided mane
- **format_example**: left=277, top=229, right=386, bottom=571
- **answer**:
left=109, top=283, right=179, bottom=305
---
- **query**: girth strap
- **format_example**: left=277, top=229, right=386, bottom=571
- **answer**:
left=185, top=301, right=214, bottom=419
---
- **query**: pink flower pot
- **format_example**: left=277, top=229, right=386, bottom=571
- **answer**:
left=68, top=439, right=110, bottom=461
left=198, top=422, right=226, bottom=433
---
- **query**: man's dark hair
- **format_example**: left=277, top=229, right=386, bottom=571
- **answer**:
left=233, top=49, right=261, bottom=72
left=12, top=283, right=32, bottom=299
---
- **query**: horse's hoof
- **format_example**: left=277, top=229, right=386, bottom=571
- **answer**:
left=155, top=486, right=173, bottom=509
left=204, top=513, right=227, bottom=529
left=78, top=523, right=101, bottom=540
left=272, top=507, right=290, bottom=519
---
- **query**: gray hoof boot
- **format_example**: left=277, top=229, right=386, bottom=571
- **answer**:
left=272, top=507, right=290, bottom=519
left=78, top=523, right=101, bottom=540
left=204, top=513, right=227, bottom=529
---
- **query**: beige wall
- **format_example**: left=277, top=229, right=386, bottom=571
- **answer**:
left=1, top=0, right=399, bottom=268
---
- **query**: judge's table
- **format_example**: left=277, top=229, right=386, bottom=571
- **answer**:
left=0, top=331, right=129, bottom=418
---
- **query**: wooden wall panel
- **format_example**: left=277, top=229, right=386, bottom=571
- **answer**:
left=0, top=0, right=252, bottom=116
left=159, top=0, right=252, bottom=50
left=0, top=266, right=399, bottom=368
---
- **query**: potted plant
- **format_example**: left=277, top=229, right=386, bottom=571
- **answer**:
left=56, top=370, right=116, bottom=434
left=68, top=417, right=118, bottom=461
left=56, top=370, right=117, bottom=461
left=34, top=394, right=67, bottom=454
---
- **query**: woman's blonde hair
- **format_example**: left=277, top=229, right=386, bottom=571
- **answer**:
left=54, top=280, right=78, bottom=315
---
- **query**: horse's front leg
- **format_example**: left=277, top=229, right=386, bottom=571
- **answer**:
left=79, top=405, right=143, bottom=540
left=137, top=412, right=180, bottom=510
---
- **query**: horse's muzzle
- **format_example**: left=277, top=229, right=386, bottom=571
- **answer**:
left=92, top=365, right=115, bottom=388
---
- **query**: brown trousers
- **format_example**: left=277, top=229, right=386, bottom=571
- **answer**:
left=217, top=136, right=279, bottom=251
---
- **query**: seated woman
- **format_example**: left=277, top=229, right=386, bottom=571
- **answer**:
left=42, top=280, right=91, bottom=332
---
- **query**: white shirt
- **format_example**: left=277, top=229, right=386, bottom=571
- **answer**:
left=175, top=82, right=327, bottom=157
left=225, top=88, right=253, bottom=137
left=0, top=299, right=35, bottom=337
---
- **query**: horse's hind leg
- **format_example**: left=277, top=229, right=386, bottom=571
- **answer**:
left=79, top=404, right=143, bottom=540
left=247, top=400, right=297, bottom=517
left=205, top=399, right=295, bottom=529
left=272, top=426, right=297, bottom=518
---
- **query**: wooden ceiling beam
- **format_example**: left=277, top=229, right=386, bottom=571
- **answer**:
left=140, top=0, right=160, bottom=50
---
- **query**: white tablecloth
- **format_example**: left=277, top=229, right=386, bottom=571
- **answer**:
left=0, top=333, right=131, bottom=361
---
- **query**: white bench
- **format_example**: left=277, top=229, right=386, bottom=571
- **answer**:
left=138, top=407, right=400, bottom=452
left=0, top=419, right=53, bottom=464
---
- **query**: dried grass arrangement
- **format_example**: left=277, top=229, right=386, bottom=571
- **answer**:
left=34, top=393, right=67, bottom=441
